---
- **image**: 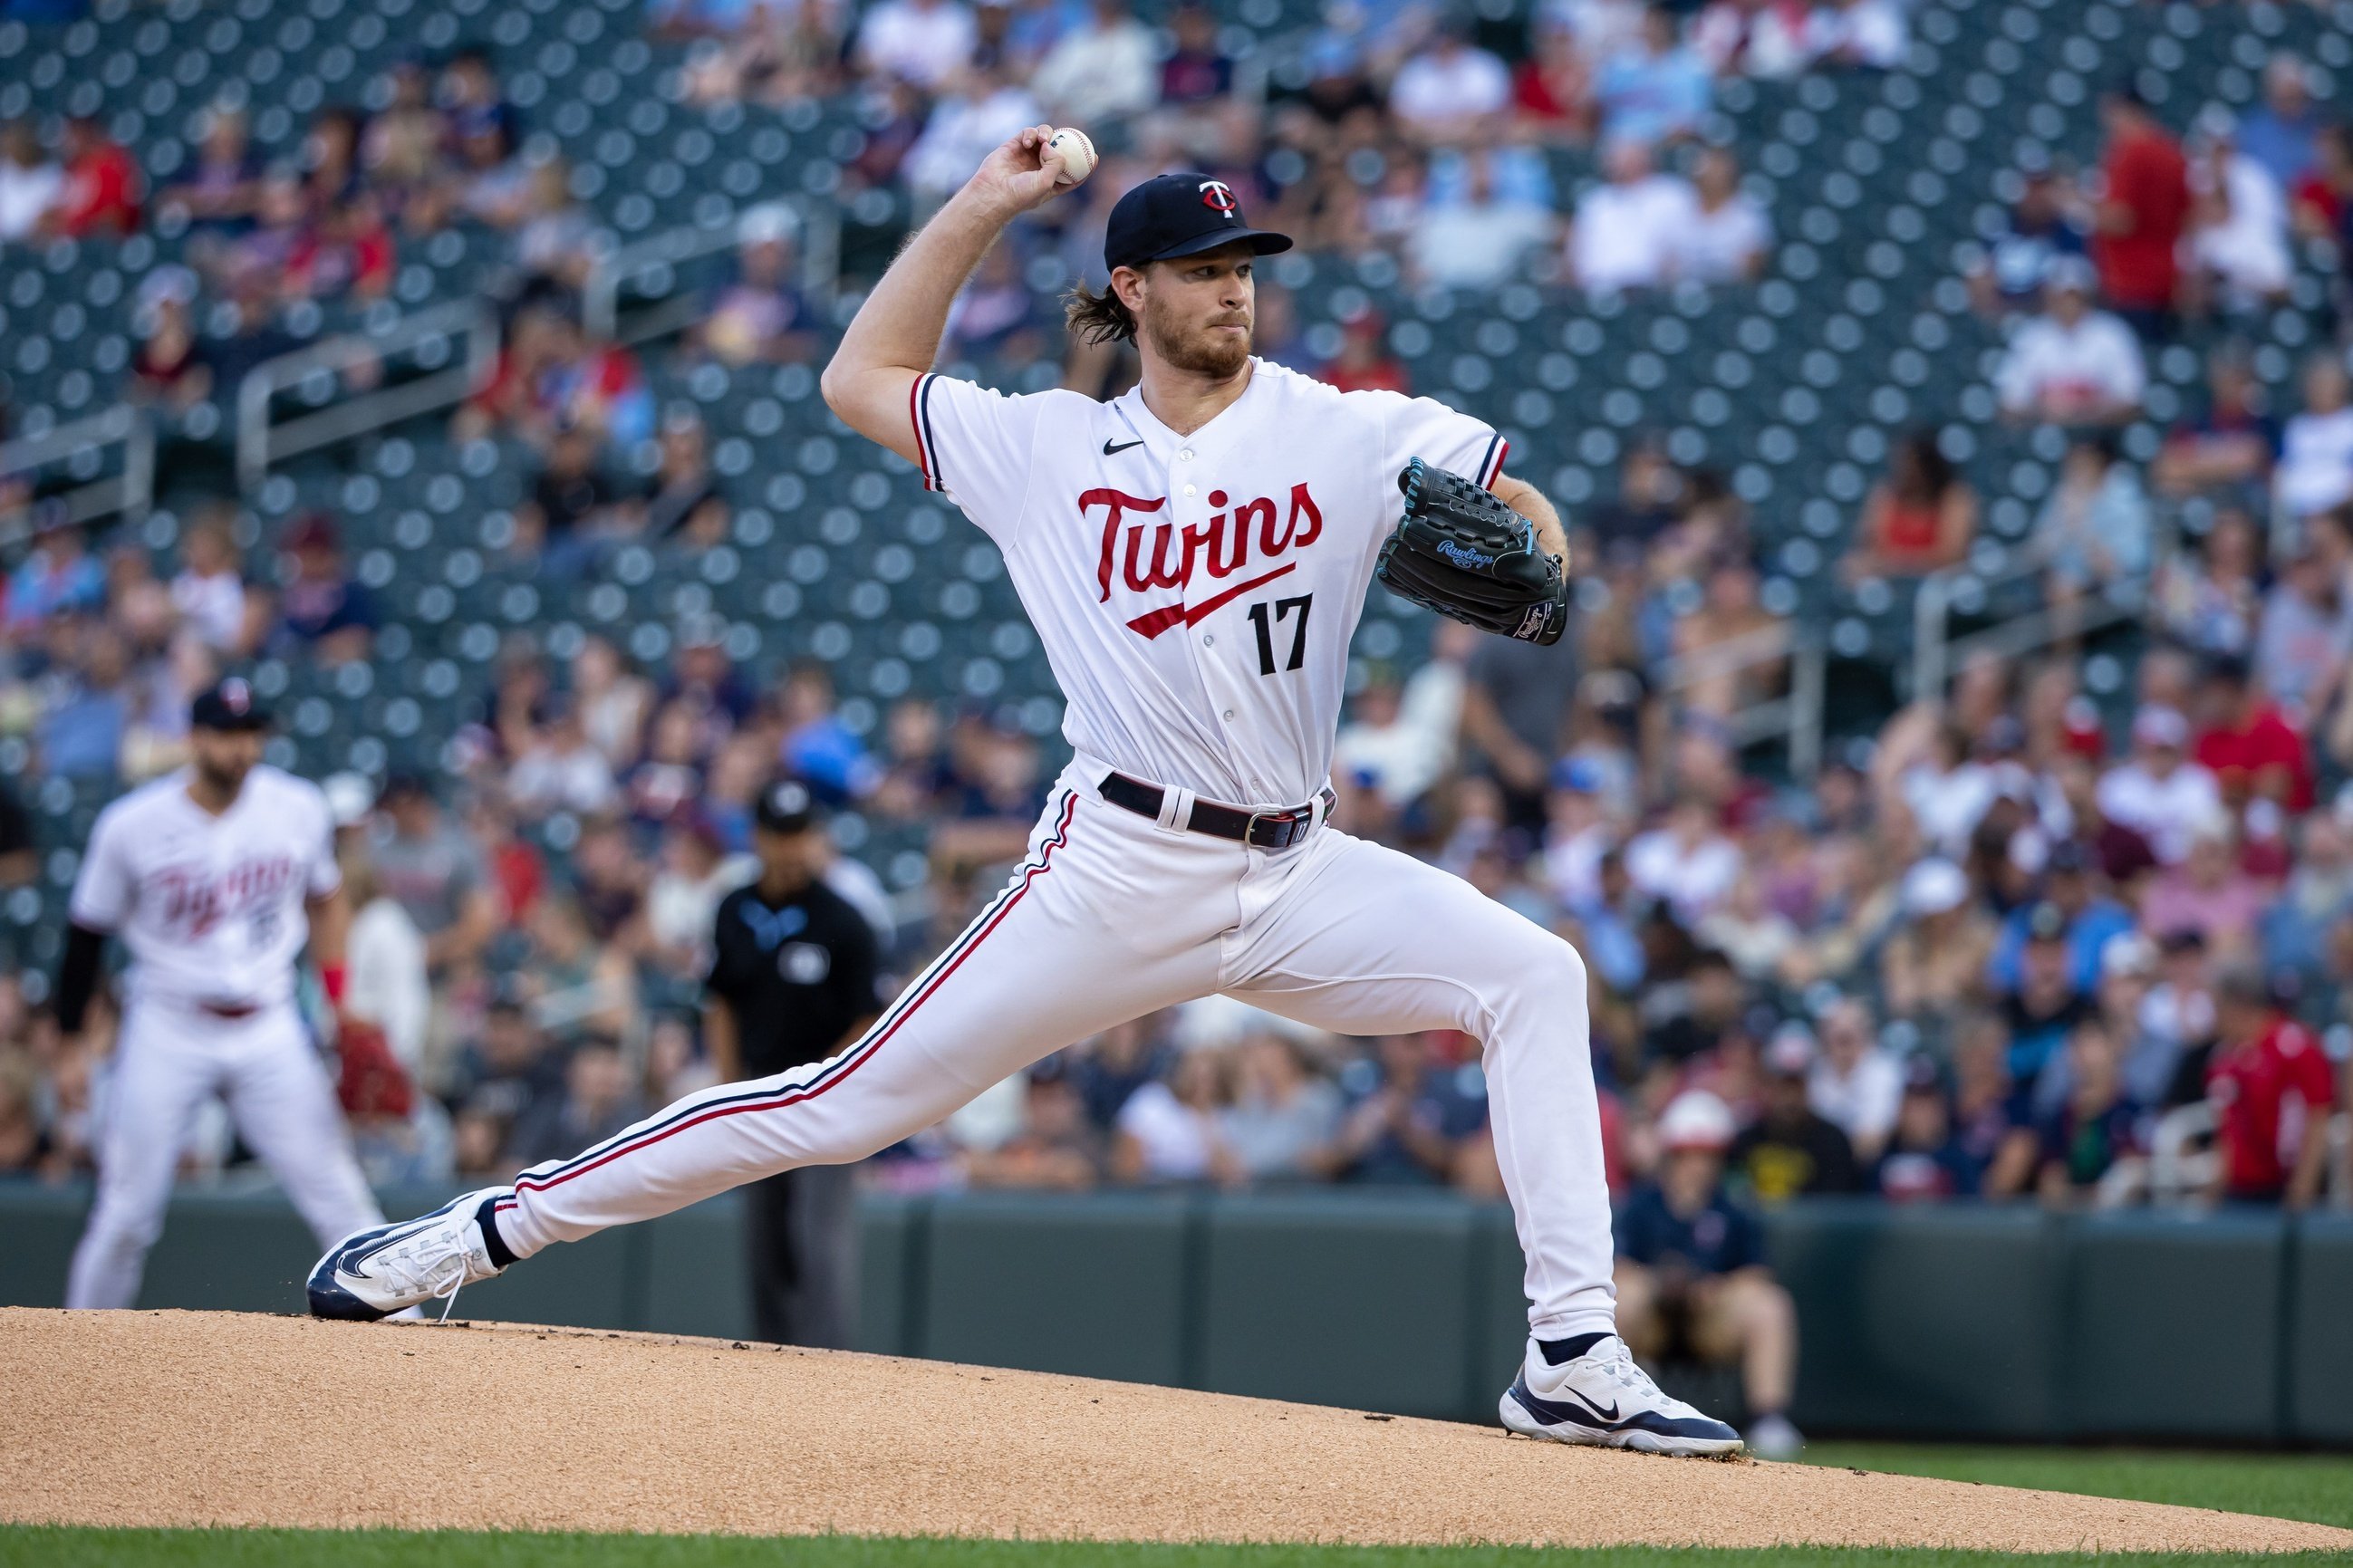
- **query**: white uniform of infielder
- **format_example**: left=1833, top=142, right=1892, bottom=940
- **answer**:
left=315, top=139, right=1740, bottom=1454
left=64, top=682, right=383, bottom=1309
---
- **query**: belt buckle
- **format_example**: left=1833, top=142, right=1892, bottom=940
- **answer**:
left=1245, top=805, right=1303, bottom=850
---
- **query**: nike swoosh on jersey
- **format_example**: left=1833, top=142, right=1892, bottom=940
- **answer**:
left=1103, top=438, right=1145, bottom=456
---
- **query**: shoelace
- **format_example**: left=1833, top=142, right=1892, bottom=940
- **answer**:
left=429, top=1247, right=471, bottom=1324
left=1583, top=1338, right=1682, bottom=1409
left=382, top=1227, right=475, bottom=1323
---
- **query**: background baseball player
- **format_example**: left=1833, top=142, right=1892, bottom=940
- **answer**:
left=311, top=129, right=1739, bottom=1455
left=60, top=679, right=386, bottom=1310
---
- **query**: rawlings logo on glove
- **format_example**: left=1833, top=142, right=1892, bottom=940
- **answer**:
left=1375, top=457, right=1569, bottom=646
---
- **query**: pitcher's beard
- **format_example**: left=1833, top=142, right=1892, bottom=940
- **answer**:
left=1143, top=310, right=1252, bottom=379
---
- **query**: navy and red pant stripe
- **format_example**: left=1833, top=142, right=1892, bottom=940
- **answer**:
left=497, top=789, right=1079, bottom=1217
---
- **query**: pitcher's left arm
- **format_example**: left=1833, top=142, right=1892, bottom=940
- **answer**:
left=1492, top=474, right=1570, bottom=576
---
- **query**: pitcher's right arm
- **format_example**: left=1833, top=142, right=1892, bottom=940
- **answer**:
left=819, top=126, right=1079, bottom=459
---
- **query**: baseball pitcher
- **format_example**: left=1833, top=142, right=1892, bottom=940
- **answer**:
left=61, top=679, right=387, bottom=1308
left=309, top=131, right=1739, bottom=1455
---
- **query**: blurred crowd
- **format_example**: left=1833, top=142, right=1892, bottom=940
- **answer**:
left=5, top=420, right=2353, bottom=1219
left=694, top=0, right=1835, bottom=300
left=2, top=2, right=2352, bottom=1236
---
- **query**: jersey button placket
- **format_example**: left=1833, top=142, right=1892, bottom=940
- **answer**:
left=1178, top=449, right=1247, bottom=782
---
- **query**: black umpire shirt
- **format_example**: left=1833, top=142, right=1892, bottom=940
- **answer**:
left=706, top=879, right=882, bottom=1080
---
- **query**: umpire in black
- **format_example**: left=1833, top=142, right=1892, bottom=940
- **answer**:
left=705, top=780, right=881, bottom=1347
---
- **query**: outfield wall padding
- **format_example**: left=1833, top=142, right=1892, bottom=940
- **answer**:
left=2288, top=1216, right=2353, bottom=1445
left=0, top=1183, right=2338, bottom=1444
left=1762, top=1200, right=2067, bottom=1438
left=2061, top=1212, right=2287, bottom=1441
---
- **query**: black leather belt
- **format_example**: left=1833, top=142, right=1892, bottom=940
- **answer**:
left=198, top=999, right=261, bottom=1020
left=1099, top=773, right=1335, bottom=850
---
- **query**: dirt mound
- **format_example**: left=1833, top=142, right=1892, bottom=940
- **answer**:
left=1, top=1308, right=2343, bottom=1552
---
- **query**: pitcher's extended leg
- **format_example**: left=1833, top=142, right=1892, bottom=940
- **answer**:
left=494, top=789, right=1220, bottom=1256
left=1224, top=830, right=1615, bottom=1340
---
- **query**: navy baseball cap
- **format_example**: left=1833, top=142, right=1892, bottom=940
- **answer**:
left=189, top=677, right=269, bottom=732
left=755, top=778, right=820, bottom=835
left=1104, top=173, right=1293, bottom=274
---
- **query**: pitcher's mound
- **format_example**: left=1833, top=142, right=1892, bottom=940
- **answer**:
left=2, top=1308, right=2342, bottom=1552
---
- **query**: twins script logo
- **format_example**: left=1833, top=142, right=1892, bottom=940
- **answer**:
left=154, top=856, right=300, bottom=938
left=1084, top=484, right=1323, bottom=639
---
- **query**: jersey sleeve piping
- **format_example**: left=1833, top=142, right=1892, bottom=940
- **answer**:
left=911, top=372, right=944, bottom=493
left=1478, top=434, right=1509, bottom=489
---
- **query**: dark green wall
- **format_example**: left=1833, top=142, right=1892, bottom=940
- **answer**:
left=2, top=1183, right=2344, bottom=1445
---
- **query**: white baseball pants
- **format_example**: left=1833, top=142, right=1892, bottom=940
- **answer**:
left=67, top=998, right=384, bottom=1309
left=497, top=755, right=1618, bottom=1340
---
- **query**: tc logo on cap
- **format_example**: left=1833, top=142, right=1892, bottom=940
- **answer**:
left=1198, top=179, right=1237, bottom=215
left=220, top=678, right=252, bottom=715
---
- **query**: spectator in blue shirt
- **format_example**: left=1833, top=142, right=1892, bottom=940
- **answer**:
left=1615, top=1090, right=1802, bottom=1457
left=1324, top=1031, right=1489, bottom=1186
left=5, top=512, right=105, bottom=635
left=37, top=621, right=129, bottom=780
left=1967, top=164, right=2087, bottom=316
left=1988, top=839, right=2135, bottom=993
left=1986, top=1018, right=2144, bottom=1205
left=1595, top=6, right=1710, bottom=149
left=1995, top=903, right=2097, bottom=1118
left=271, top=513, right=377, bottom=666
left=778, top=659, right=878, bottom=804
left=1069, top=1014, right=1175, bottom=1132
left=2237, top=53, right=2322, bottom=190
left=1563, top=846, right=1646, bottom=995
left=1868, top=1057, right=1982, bottom=1201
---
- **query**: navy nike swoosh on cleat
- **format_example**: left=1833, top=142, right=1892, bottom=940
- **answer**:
left=1103, top=438, right=1145, bottom=455
left=1558, top=1389, right=1619, bottom=1422
left=1508, top=1377, right=1736, bottom=1440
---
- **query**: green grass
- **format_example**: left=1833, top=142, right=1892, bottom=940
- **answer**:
left=0, top=1535, right=2347, bottom=1568
left=6, top=1450, right=2350, bottom=1567
left=1799, top=1444, right=2353, bottom=1532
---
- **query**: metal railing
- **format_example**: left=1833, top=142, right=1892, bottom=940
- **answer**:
left=235, top=299, right=500, bottom=490
left=583, top=199, right=841, bottom=346
left=1655, top=620, right=1827, bottom=778
left=0, top=404, right=154, bottom=544
left=1911, top=549, right=2152, bottom=701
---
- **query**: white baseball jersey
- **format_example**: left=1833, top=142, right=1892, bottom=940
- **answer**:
left=69, top=765, right=342, bottom=1012
left=909, top=358, right=1507, bottom=806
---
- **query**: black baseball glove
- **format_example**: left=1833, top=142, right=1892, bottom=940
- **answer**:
left=1375, top=457, right=1569, bottom=645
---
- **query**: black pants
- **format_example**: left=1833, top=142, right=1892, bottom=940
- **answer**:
left=746, top=1162, right=857, bottom=1348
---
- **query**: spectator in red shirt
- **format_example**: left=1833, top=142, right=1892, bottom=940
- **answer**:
left=1321, top=311, right=1408, bottom=395
left=2194, top=652, right=2314, bottom=812
left=44, top=115, right=140, bottom=239
left=2091, top=86, right=2188, bottom=332
left=1512, top=19, right=1593, bottom=145
left=2290, top=122, right=2350, bottom=239
left=2206, top=964, right=2337, bottom=1207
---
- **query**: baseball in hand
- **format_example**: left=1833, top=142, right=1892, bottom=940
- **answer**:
left=1045, top=128, right=1096, bottom=187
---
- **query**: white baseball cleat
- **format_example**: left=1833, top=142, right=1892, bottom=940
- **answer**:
left=1500, top=1336, right=1744, bottom=1457
left=307, top=1188, right=510, bottom=1322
